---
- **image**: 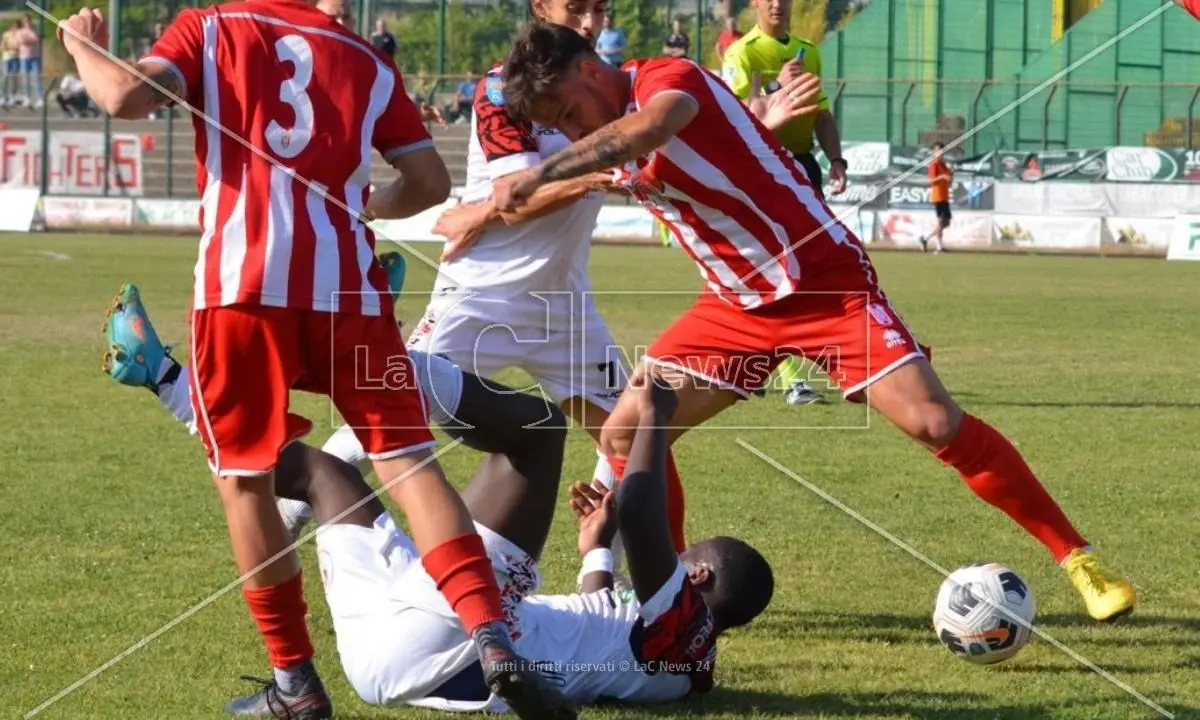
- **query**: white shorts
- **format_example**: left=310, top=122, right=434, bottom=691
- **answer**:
left=407, top=291, right=627, bottom=413
left=317, top=513, right=539, bottom=710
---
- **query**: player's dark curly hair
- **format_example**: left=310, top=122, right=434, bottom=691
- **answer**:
left=684, top=536, right=775, bottom=630
left=503, top=22, right=597, bottom=121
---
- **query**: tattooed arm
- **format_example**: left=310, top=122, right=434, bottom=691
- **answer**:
left=495, top=92, right=699, bottom=211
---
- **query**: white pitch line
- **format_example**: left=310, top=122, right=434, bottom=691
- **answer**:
left=23, top=437, right=466, bottom=718
left=736, top=438, right=1174, bottom=720
left=738, top=0, right=1178, bottom=287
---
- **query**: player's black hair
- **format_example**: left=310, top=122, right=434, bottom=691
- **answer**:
left=504, top=22, right=598, bottom=121
left=683, top=536, right=775, bottom=630
left=932, top=141, right=945, bottom=150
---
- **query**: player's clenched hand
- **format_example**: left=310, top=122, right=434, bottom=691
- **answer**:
left=828, top=158, right=847, bottom=195
left=58, top=7, right=108, bottom=56
left=434, top=201, right=491, bottom=260
left=570, top=482, right=618, bottom=554
left=760, top=73, right=821, bottom=132
left=492, top=167, right=541, bottom=211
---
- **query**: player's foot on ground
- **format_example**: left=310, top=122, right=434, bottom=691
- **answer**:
left=277, top=497, right=314, bottom=545
left=101, top=283, right=171, bottom=392
left=379, top=251, right=407, bottom=301
left=1062, top=548, right=1136, bottom=622
left=224, top=672, right=332, bottom=718
left=473, top=623, right=577, bottom=720
left=784, top=380, right=824, bottom=406
left=918, top=235, right=929, bottom=253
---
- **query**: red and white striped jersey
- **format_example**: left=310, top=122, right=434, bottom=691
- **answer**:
left=615, top=58, right=858, bottom=309
left=145, top=0, right=432, bottom=316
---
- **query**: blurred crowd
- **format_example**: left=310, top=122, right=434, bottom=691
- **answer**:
left=0, top=10, right=747, bottom=125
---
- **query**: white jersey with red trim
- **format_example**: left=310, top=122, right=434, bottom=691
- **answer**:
left=614, top=58, right=857, bottom=310
left=433, top=67, right=603, bottom=324
left=145, top=0, right=432, bottom=316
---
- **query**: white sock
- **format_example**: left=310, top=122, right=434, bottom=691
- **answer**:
left=155, top=359, right=198, bottom=435
left=591, top=452, right=627, bottom=580
left=278, top=497, right=314, bottom=542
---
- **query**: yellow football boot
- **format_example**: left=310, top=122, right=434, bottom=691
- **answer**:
left=1062, top=548, right=1136, bottom=622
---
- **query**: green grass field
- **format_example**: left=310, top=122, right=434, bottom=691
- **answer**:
left=2, top=234, right=1199, bottom=720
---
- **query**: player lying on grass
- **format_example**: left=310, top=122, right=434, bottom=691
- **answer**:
left=277, top=379, right=772, bottom=710
left=422, top=0, right=827, bottom=581
left=100, top=255, right=577, bottom=718
left=494, top=23, right=1136, bottom=623
left=103, top=261, right=772, bottom=710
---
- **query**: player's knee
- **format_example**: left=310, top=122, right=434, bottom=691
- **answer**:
left=599, top=420, right=635, bottom=459
left=896, top=400, right=961, bottom=447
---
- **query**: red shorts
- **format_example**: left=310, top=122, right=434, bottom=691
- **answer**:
left=189, top=306, right=435, bottom=476
left=647, top=235, right=928, bottom=399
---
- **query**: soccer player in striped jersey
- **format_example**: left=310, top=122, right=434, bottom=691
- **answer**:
left=494, top=23, right=1137, bottom=624
left=69, top=0, right=573, bottom=716
left=422, top=0, right=821, bottom=583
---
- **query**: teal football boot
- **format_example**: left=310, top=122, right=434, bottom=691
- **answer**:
left=101, top=283, right=169, bottom=392
left=379, top=251, right=407, bottom=302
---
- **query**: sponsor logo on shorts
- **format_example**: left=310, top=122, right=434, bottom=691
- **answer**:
left=868, top=302, right=894, bottom=327
left=883, top=329, right=906, bottom=349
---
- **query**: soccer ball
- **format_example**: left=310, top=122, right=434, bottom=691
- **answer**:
left=933, top=563, right=1036, bottom=665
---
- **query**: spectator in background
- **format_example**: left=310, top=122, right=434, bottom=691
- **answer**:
left=17, top=14, right=41, bottom=109
left=370, top=18, right=397, bottom=60
left=451, top=70, right=477, bottom=123
left=1, top=21, right=19, bottom=108
left=408, top=70, right=445, bottom=126
left=662, top=18, right=689, bottom=58
left=56, top=67, right=97, bottom=117
left=595, top=14, right=627, bottom=66
left=715, top=17, right=741, bottom=61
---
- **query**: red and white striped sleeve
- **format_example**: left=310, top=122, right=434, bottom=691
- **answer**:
left=141, top=7, right=208, bottom=104
left=372, top=65, right=434, bottom=163
left=631, top=58, right=708, bottom=110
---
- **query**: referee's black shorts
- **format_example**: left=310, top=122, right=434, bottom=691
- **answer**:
left=794, top=152, right=824, bottom=201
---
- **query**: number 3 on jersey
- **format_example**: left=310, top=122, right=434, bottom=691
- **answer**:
left=266, top=35, right=314, bottom=158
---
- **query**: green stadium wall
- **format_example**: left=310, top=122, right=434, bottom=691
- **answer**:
left=822, top=0, right=1200, bottom=152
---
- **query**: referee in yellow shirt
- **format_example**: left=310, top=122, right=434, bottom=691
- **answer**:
left=721, top=0, right=846, bottom=406
left=721, top=0, right=846, bottom=200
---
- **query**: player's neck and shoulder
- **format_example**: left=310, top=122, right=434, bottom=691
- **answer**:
left=205, top=0, right=382, bottom=57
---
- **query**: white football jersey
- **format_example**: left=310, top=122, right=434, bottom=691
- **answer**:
left=318, top=514, right=696, bottom=709
left=514, top=589, right=694, bottom=704
left=433, top=69, right=603, bottom=326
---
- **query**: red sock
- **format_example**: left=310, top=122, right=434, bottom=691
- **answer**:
left=936, top=414, right=1086, bottom=563
left=607, top=453, right=688, bottom=553
left=242, top=572, right=314, bottom=668
left=422, top=533, right=505, bottom=634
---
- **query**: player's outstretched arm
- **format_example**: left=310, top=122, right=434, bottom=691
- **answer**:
left=59, top=9, right=177, bottom=119
left=615, top=381, right=683, bottom=604
left=365, top=147, right=452, bottom=220
left=437, top=171, right=614, bottom=259
left=494, top=93, right=697, bottom=212
left=539, top=93, right=697, bottom=183
left=568, top=482, right=619, bottom=593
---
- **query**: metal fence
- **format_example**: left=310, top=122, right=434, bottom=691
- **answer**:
left=6, top=76, right=1199, bottom=199
left=826, top=78, right=1200, bottom=155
